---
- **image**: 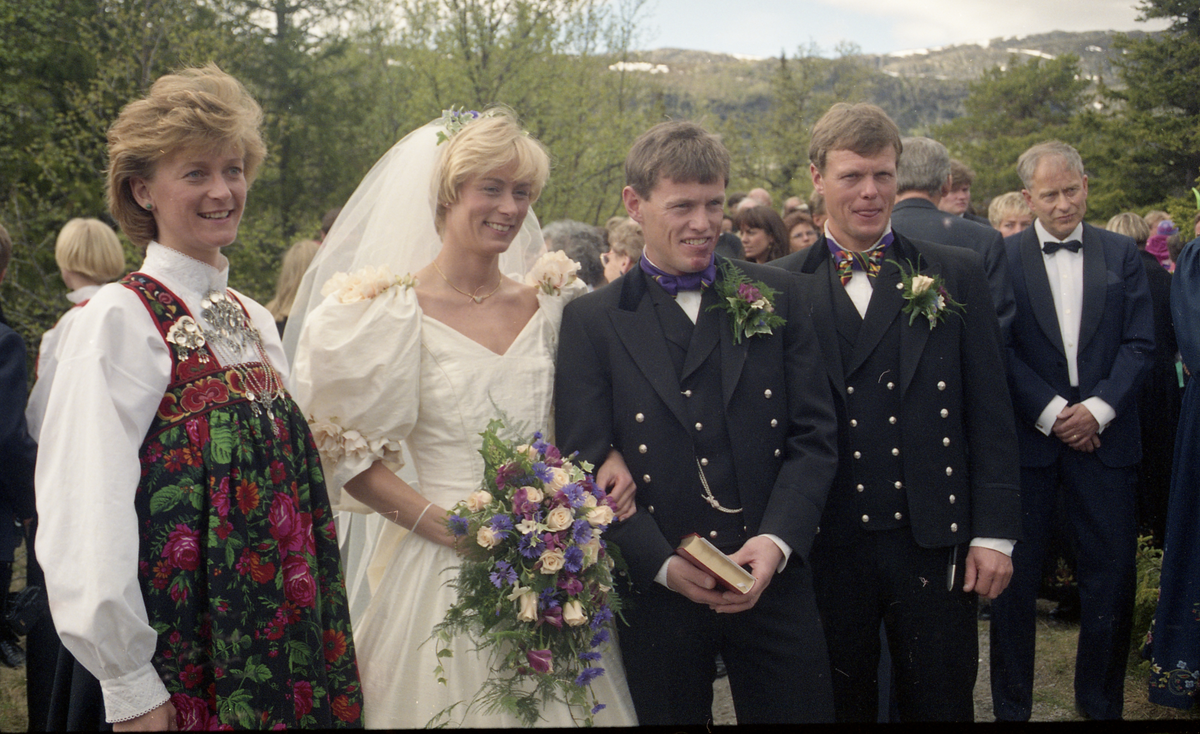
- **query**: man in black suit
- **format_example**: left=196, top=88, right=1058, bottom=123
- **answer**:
left=554, top=120, right=838, bottom=724
left=773, top=103, right=1021, bottom=722
left=0, top=225, right=37, bottom=670
left=989, top=141, right=1154, bottom=722
left=890, top=136, right=1013, bottom=331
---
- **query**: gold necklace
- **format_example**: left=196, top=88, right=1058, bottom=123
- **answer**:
left=432, top=259, right=502, bottom=304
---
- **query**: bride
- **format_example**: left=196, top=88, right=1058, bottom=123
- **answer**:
left=288, top=109, right=638, bottom=727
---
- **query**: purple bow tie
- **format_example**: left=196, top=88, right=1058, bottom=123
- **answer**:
left=640, top=256, right=717, bottom=296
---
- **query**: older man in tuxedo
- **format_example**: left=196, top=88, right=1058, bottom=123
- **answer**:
left=989, top=140, right=1154, bottom=722
left=890, top=136, right=1013, bottom=331
left=554, top=120, right=838, bottom=725
left=773, top=103, right=1021, bottom=722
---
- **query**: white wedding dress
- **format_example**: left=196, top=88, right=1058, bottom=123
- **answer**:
left=291, top=274, right=637, bottom=728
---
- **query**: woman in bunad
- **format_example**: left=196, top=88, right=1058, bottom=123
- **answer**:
left=288, top=108, right=638, bottom=728
left=34, top=64, right=362, bottom=730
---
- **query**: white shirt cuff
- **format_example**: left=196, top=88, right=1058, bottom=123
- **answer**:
left=761, top=533, right=793, bottom=572
left=970, top=537, right=1014, bottom=557
left=100, top=662, right=170, bottom=724
left=1035, top=395, right=1069, bottom=436
left=1081, top=396, right=1116, bottom=433
left=654, top=557, right=673, bottom=588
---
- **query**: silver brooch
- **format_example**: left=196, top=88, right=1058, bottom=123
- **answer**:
left=166, top=316, right=207, bottom=362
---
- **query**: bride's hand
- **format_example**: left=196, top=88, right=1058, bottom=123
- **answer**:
left=596, top=449, right=637, bottom=520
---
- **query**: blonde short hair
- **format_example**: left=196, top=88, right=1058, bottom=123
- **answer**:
left=55, top=218, right=125, bottom=284
left=266, top=238, right=321, bottom=321
left=987, top=192, right=1033, bottom=229
left=433, top=108, right=550, bottom=235
left=607, top=218, right=644, bottom=261
left=106, top=63, right=266, bottom=247
left=1106, top=212, right=1150, bottom=246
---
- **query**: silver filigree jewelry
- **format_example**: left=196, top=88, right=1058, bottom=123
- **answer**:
left=166, top=316, right=207, bottom=363
left=199, top=289, right=285, bottom=435
left=697, top=457, right=742, bottom=514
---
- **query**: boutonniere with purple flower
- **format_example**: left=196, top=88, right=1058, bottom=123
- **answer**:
left=893, top=259, right=964, bottom=330
left=706, top=261, right=786, bottom=344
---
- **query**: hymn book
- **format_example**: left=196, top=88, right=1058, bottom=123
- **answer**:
left=675, top=534, right=756, bottom=595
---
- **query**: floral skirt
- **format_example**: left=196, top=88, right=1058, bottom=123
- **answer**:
left=136, top=390, right=362, bottom=729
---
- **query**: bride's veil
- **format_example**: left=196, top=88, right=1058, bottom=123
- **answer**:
left=282, top=115, right=548, bottom=621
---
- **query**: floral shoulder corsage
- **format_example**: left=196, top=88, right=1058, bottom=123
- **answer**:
left=707, top=261, right=786, bottom=344
left=524, top=250, right=580, bottom=295
left=893, top=259, right=964, bottom=330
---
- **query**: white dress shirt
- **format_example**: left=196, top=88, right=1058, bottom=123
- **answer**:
left=1031, top=220, right=1116, bottom=435
left=34, top=244, right=287, bottom=723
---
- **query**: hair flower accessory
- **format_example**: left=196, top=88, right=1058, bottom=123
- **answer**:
left=707, top=261, right=786, bottom=344
left=436, top=107, right=483, bottom=145
left=893, top=259, right=964, bottom=329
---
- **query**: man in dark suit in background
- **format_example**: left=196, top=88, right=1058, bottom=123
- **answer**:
left=554, top=120, right=838, bottom=724
left=890, top=136, right=1013, bottom=331
left=773, top=103, right=1021, bottom=722
left=989, top=140, right=1154, bottom=722
left=0, top=224, right=37, bottom=670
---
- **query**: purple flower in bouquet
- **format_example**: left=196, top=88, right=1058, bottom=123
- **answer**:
left=539, top=605, right=564, bottom=629
left=527, top=648, right=553, bottom=674
left=561, top=483, right=586, bottom=508
left=590, top=629, right=609, bottom=647
left=558, top=575, right=583, bottom=596
left=495, top=462, right=523, bottom=490
left=448, top=516, right=469, bottom=537
left=489, top=514, right=514, bottom=533
left=591, top=704, right=606, bottom=715
left=579, top=651, right=601, bottom=662
left=590, top=606, right=613, bottom=631
left=489, top=560, right=517, bottom=588
left=571, top=520, right=593, bottom=546
left=532, top=462, right=554, bottom=483
left=564, top=546, right=584, bottom=575
left=575, top=666, right=605, bottom=687
left=518, top=532, right=545, bottom=559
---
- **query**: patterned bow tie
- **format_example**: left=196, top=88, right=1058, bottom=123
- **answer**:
left=1042, top=239, right=1082, bottom=255
left=832, top=248, right=887, bottom=286
left=639, top=255, right=717, bottom=296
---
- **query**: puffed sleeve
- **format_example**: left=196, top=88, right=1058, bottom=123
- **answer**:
left=34, top=284, right=173, bottom=723
left=290, top=269, right=421, bottom=511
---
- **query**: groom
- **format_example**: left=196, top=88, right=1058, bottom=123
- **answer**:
left=554, top=120, right=838, bottom=724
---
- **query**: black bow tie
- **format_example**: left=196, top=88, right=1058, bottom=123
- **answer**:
left=1042, top=239, right=1082, bottom=255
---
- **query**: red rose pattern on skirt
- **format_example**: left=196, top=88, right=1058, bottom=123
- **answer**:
left=123, top=274, right=363, bottom=729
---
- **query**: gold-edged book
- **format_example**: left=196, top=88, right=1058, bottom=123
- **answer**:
left=675, top=533, right=756, bottom=595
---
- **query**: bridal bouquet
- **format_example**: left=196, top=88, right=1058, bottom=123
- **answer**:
left=432, top=420, right=624, bottom=726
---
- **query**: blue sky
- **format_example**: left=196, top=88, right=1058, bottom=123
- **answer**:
left=632, top=0, right=1171, bottom=57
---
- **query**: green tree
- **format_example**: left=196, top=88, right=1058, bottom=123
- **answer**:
left=935, top=54, right=1091, bottom=201
left=1108, top=0, right=1200, bottom=205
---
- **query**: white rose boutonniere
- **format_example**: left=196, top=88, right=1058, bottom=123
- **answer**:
left=893, top=259, right=964, bottom=329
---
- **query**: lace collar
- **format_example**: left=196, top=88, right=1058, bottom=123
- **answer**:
left=142, top=242, right=230, bottom=300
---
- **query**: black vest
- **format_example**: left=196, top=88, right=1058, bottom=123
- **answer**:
left=835, top=285, right=910, bottom=532
left=649, top=280, right=747, bottom=552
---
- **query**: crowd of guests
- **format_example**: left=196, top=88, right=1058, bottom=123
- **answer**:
left=1, top=61, right=1200, bottom=730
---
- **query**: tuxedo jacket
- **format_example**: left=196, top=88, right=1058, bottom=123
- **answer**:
left=1004, top=223, right=1154, bottom=469
left=891, top=197, right=1014, bottom=332
left=554, top=259, right=838, bottom=587
left=773, top=232, right=1021, bottom=549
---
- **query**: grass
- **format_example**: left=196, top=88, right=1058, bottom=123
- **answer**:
left=1, top=547, right=27, bottom=732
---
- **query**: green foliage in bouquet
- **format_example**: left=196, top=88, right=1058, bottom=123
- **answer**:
left=429, top=420, right=625, bottom=727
